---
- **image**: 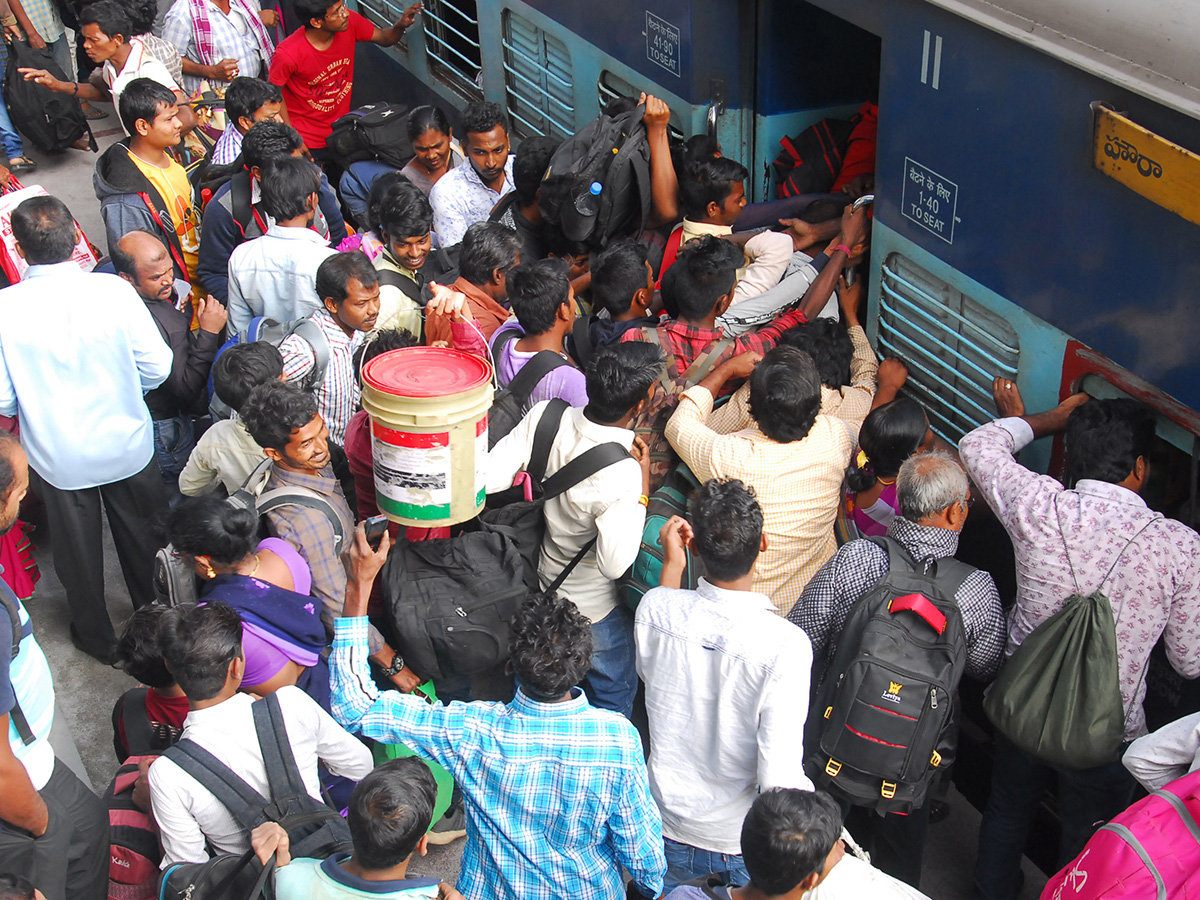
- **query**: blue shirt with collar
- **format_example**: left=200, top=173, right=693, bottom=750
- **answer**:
left=0, top=263, right=173, bottom=489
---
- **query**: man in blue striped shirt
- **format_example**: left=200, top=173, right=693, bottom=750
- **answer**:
left=331, top=527, right=666, bottom=900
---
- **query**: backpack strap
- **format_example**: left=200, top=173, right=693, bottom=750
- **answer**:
left=1098, top=822, right=1166, bottom=900
left=570, top=316, right=594, bottom=368
left=547, top=536, right=597, bottom=594
left=375, top=266, right=424, bottom=305
left=230, top=170, right=254, bottom=238
left=163, top=739, right=272, bottom=832
left=540, top=441, right=631, bottom=500
left=119, top=687, right=156, bottom=757
left=641, top=327, right=679, bottom=393
left=0, top=585, right=33, bottom=746
left=527, top=398, right=569, bottom=485
left=250, top=693, right=309, bottom=810
left=506, top=350, right=570, bottom=409
left=256, top=486, right=345, bottom=554
left=869, top=535, right=975, bottom=600
left=288, top=317, right=331, bottom=388
left=679, top=334, right=736, bottom=386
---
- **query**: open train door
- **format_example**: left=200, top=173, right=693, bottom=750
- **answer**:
left=743, top=0, right=881, bottom=202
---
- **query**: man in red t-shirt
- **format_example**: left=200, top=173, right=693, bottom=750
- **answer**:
left=269, top=0, right=422, bottom=154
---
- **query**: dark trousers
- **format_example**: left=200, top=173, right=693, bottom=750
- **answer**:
left=32, top=458, right=167, bottom=656
left=0, top=760, right=110, bottom=900
left=841, top=799, right=930, bottom=889
left=973, top=733, right=1136, bottom=900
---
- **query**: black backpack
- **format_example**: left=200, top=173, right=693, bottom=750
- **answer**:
left=807, top=537, right=971, bottom=814
left=2, top=40, right=94, bottom=153
left=158, top=692, right=352, bottom=900
left=326, top=103, right=413, bottom=171
left=540, top=104, right=652, bottom=247
left=487, top=332, right=570, bottom=449
left=385, top=400, right=629, bottom=681
left=771, top=114, right=860, bottom=198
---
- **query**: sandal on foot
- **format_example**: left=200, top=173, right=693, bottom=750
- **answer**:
left=81, top=103, right=108, bottom=120
left=7, top=157, right=36, bottom=173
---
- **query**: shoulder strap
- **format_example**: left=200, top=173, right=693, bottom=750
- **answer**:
left=0, top=585, right=33, bottom=746
left=540, top=441, right=632, bottom=500
left=527, top=398, right=569, bottom=485
left=506, top=350, right=570, bottom=407
left=163, top=738, right=272, bottom=831
left=870, top=535, right=975, bottom=599
left=547, top=536, right=597, bottom=594
left=1054, top=495, right=1160, bottom=596
left=251, top=693, right=308, bottom=806
left=257, top=487, right=345, bottom=553
left=120, top=687, right=155, bottom=756
left=230, top=170, right=253, bottom=236
left=571, top=316, right=594, bottom=368
left=642, top=327, right=680, bottom=393
left=375, top=267, right=423, bottom=303
left=288, top=318, right=331, bottom=386
left=680, top=334, right=735, bottom=386
left=1099, top=822, right=1166, bottom=900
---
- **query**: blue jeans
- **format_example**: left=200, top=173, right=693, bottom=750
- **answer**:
left=153, top=415, right=195, bottom=500
left=973, top=733, right=1135, bottom=900
left=663, top=838, right=750, bottom=892
left=581, top=605, right=637, bottom=719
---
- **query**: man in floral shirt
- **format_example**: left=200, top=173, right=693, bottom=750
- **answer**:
left=959, top=378, right=1200, bottom=900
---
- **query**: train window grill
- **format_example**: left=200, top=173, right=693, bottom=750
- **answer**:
left=878, top=254, right=1020, bottom=443
left=422, top=0, right=482, bottom=98
left=501, top=11, right=573, bottom=139
left=597, top=71, right=684, bottom=141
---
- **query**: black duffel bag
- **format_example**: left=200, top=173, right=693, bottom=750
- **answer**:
left=3, top=39, right=93, bottom=152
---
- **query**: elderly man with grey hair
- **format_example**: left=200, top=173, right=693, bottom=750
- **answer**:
left=787, top=449, right=1007, bottom=887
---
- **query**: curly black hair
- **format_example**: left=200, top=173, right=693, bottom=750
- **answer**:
left=509, top=593, right=593, bottom=700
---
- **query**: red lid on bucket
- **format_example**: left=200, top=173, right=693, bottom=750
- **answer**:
left=362, top=347, right=492, bottom=398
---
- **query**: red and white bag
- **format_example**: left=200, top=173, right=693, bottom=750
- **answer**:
left=0, top=177, right=101, bottom=282
left=1040, top=768, right=1200, bottom=899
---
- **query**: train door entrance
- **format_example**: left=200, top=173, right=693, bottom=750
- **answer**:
left=741, top=0, right=881, bottom=202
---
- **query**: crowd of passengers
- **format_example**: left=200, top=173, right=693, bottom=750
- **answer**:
left=0, top=2, right=1196, bottom=899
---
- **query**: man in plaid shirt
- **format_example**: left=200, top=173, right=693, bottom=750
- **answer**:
left=788, top=451, right=1005, bottom=888
left=330, top=526, right=666, bottom=900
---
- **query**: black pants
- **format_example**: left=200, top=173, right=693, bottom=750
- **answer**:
left=32, top=458, right=167, bottom=656
left=0, top=760, right=110, bottom=900
left=842, top=799, right=931, bottom=890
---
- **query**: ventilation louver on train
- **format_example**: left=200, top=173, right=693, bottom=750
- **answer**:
left=877, top=254, right=1020, bottom=443
left=502, top=11, right=573, bottom=139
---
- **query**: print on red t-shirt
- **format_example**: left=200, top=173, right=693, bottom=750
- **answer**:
left=268, top=10, right=375, bottom=149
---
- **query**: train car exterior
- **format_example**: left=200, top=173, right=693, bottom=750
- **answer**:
left=349, top=0, right=1200, bottom=824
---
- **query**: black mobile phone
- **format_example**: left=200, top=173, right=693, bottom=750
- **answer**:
left=364, top=515, right=389, bottom=550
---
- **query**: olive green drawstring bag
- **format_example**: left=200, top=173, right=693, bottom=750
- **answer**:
left=984, top=508, right=1156, bottom=769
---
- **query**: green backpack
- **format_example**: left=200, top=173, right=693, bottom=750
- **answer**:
left=983, top=509, right=1158, bottom=769
left=618, top=463, right=706, bottom=610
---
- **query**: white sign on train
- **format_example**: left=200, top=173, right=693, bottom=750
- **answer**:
left=645, top=11, right=680, bottom=77
left=902, top=157, right=959, bottom=244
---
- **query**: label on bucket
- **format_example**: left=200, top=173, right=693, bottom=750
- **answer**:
left=371, top=418, right=488, bottom=521
left=372, top=426, right=453, bottom=520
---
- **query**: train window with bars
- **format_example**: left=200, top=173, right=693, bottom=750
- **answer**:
left=501, top=10, right=573, bottom=139
left=422, top=0, right=482, bottom=98
left=877, top=254, right=1020, bottom=443
left=597, top=71, right=684, bottom=141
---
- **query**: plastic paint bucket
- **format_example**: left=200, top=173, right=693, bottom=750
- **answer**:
left=361, top=347, right=493, bottom=527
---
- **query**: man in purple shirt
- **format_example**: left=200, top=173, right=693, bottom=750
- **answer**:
left=960, top=379, right=1200, bottom=900
left=490, top=259, right=588, bottom=408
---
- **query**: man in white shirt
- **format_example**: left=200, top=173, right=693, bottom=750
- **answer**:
left=638, top=478, right=814, bottom=892
left=487, top=341, right=661, bottom=719
left=0, top=196, right=173, bottom=664
left=430, top=101, right=515, bottom=247
left=227, top=155, right=337, bottom=335
left=149, top=602, right=374, bottom=866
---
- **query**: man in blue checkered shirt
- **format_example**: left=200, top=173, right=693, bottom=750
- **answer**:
left=331, top=526, right=667, bottom=900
